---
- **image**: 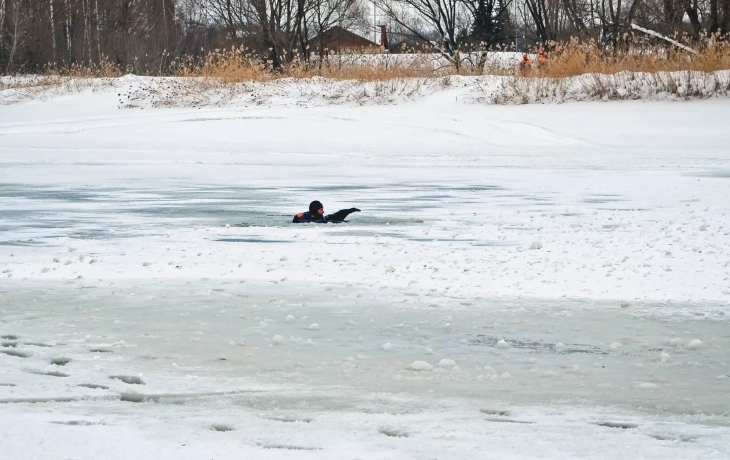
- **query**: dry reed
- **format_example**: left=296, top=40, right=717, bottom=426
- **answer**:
left=2, top=37, right=729, bottom=105
left=534, top=35, right=730, bottom=78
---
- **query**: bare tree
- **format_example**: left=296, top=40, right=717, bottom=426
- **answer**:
left=0, top=0, right=5, bottom=40
left=722, top=0, right=730, bottom=33
left=520, top=0, right=570, bottom=43
left=205, top=0, right=245, bottom=42
left=4, top=0, right=28, bottom=72
left=376, top=0, right=467, bottom=68
left=49, top=0, right=57, bottom=63
left=2, top=0, right=729, bottom=74
left=561, top=0, right=594, bottom=38
left=93, top=0, right=101, bottom=62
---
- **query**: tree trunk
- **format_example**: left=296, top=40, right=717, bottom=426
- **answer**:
left=225, top=0, right=237, bottom=41
left=6, top=0, right=21, bottom=72
left=477, top=51, right=488, bottom=75
left=161, top=0, right=168, bottom=49
left=64, top=0, right=71, bottom=63
left=50, top=0, right=56, bottom=64
left=562, top=0, right=590, bottom=38
left=0, top=0, right=5, bottom=40
left=299, top=10, right=308, bottom=62
left=710, top=0, right=719, bottom=32
left=683, top=0, right=702, bottom=36
left=720, top=0, right=730, bottom=34
left=83, top=0, right=89, bottom=64
left=94, top=0, right=100, bottom=62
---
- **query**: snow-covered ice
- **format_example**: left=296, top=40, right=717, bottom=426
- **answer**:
left=438, top=359, right=457, bottom=368
left=1, top=80, right=730, bottom=458
left=407, top=361, right=434, bottom=372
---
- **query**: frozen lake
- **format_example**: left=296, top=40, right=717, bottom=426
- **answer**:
left=2, top=281, right=729, bottom=459
left=1, top=82, right=729, bottom=458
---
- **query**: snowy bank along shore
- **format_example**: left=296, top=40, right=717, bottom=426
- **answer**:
left=2, top=70, right=730, bottom=107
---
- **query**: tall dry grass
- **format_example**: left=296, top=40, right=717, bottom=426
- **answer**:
left=0, top=59, right=123, bottom=104
left=482, top=70, right=730, bottom=104
left=2, top=38, right=728, bottom=84
left=2, top=37, right=729, bottom=105
left=531, top=35, right=730, bottom=78
left=161, top=36, right=730, bottom=82
left=115, top=48, right=450, bottom=108
left=168, top=48, right=447, bottom=82
left=480, top=35, right=730, bottom=104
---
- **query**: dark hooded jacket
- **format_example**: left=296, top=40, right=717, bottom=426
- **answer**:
left=293, top=200, right=360, bottom=223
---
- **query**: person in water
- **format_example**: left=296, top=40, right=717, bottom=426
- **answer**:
left=293, top=200, right=360, bottom=223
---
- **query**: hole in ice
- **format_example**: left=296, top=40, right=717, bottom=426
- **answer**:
left=480, top=408, right=512, bottom=416
left=601, top=207, right=650, bottom=212
left=647, top=433, right=695, bottom=442
left=595, top=421, right=639, bottom=429
left=260, top=444, right=321, bottom=451
left=120, top=393, right=159, bottom=403
left=1, top=335, right=19, bottom=340
left=379, top=428, right=410, bottom=438
left=689, top=169, right=730, bottom=178
left=25, top=342, right=52, bottom=348
left=216, top=238, right=292, bottom=244
left=51, top=420, right=106, bottom=426
left=1, top=342, right=18, bottom=348
left=1, top=349, right=32, bottom=358
left=211, top=424, right=235, bottom=432
left=136, top=355, right=159, bottom=360
left=51, top=357, right=72, bottom=366
left=88, top=348, right=113, bottom=353
left=483, top=417, right=534, bottom=424
left=583, top=197, right=626, bottom=204
left=0, top=396, right=80, bottom=404
left=110, top=375, right=145, bottom=385
left=471, top=335, right=606, bottom=354
left=24, top=369, right=69, bottom=377
left=265, top=416, right=313, bottom=423
left=78, top=383, right=109, bottom=390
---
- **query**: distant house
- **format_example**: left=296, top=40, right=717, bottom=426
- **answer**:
left=309, top=26, right=382, bottom=54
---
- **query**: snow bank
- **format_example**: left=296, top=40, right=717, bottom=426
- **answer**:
left=478, top=70, right=730, bottom=104
left=7, top=69, right=725, bottom=108
left=120, top=71, right=730, bottom=109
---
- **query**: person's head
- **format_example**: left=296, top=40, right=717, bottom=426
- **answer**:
left=309, top=200, right=324, bottom=216
left=522, top=53, right=528, bottom=60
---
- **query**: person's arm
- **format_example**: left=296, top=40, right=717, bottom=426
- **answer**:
left=325, top=208, right=361, bottom=222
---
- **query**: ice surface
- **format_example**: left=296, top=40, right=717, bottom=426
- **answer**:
left=2, top=282, right=729, bottom=409
left=1, top=282, right=729, bottom=457
left=408, top=361, right=434, bottom=371
left=1, top=84, right=729, bottom=458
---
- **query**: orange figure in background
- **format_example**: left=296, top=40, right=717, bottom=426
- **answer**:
left=537, top=46, right=548, bottom=69
left=519, top=53, right=532, bottom=72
